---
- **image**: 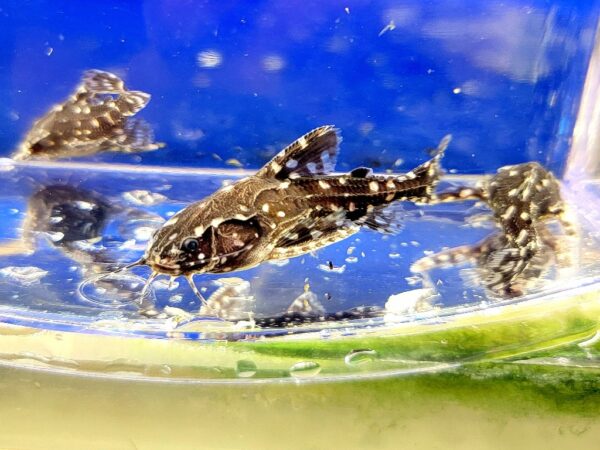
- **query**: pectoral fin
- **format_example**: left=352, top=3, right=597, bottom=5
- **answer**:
left=269, top=211, right=358, bottom=259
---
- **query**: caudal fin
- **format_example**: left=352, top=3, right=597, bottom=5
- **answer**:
left=414, top=134, right=450, bottom=196
left=393, top=134, right=451, bottom=204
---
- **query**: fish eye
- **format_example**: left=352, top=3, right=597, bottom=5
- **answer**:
left=182, top=237, right=199, bottom=252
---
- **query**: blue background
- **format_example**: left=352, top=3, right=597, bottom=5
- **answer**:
left=0, top=0, right=598, bottom=174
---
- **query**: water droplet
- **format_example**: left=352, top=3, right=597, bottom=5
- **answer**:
left=344, top=349, right=378, bottom=367
left=73, top=200, right=95, bottom=211
left=0, top=266, right=48, bottom=285
left=122, top=190, right=167, bottom=206
left=154, top=279, right=180, bottom=291
left=119, top=218, right=163, bottom=242
left=225, top=158, right=244, bottom=168
left=133, top=226, right=155, bottom=241
left=169, top=294, right=184, bottom=304
left=317, top=263, right=346, bottom=274
left=289, top=361, right=321, bottom=378
left=268, top=258, right=289, bottom=267
left=358, top=122, right=374, bottom=136
left=197, top=49, right=223, bottom=68
left=236, top=360, right=257, bottom=378
left=262, top=54, right=285, bottom=72
left=46, top=231, right=64, bottom=242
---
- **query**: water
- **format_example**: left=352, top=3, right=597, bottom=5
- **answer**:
left=0, top=161, right=598, bottom=368
left=2, top=0, right=600, bottom=448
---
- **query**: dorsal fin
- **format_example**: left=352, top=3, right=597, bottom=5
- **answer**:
left=256, top=125, right=340, bottom=180
left=349, top=167, right=373, bottom=178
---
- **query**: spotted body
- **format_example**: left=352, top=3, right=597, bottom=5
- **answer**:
left=137, top=126, right=450, bottom=300
left=13, top=70, right=163, bottom=160
left=412, top=162, right=575, bottom=296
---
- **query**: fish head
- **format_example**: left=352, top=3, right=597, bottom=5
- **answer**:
left=144, top=201, right=263, bottom=276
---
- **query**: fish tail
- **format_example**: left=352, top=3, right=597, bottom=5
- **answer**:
left=115, top=90, right=151, bottom=116
left=109, top=118, right=164, bottom=152
left=434, top=187, right=487, bottom=203
left=351, top=135, right=451, bottom=233
left=410, top=244, right=476, bottom=273
left=391, top=134, right=451, bottom=203
left=416, top=134, right=451, bottom=198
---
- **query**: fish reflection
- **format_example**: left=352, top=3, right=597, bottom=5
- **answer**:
left=412, top=162, right=577, bottom=297
left=166, top=278, right=385, bottom=329
left=13, top=70, right=163, bottom=160
left=198, top=277, right=255, bottom=321
left=0, top=184, right=163, bottom=274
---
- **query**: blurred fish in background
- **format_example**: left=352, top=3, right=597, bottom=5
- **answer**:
left=12, top=70, right=163, bottom=160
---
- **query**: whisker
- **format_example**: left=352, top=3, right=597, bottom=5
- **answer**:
left=140, top=270, right=159, bottom=304
left=185, top=274, right=209, bottom=308
left=97, top=257, right=147, bottom=280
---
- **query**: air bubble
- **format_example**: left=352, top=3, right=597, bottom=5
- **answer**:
left=289, top=361, right=321, bottom=378
left=79, top=273, right=151, bottom=308
left=344, top=349, right=378, bottom=367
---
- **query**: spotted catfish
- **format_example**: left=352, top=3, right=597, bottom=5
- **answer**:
left=412, top=162, right=576, bottom=296
left=12, top=70, right=163, bottom=160
left=128, top=126, right=450, bottom=303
